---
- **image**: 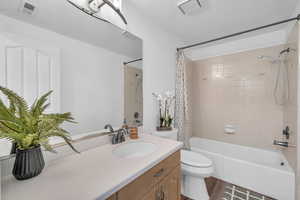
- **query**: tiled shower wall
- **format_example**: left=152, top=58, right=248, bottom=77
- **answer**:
left=283, top=24, right=299, bottom=173
left=283, top=23, right=300, bottom=199
left=190, top=45, right=287, bottom=150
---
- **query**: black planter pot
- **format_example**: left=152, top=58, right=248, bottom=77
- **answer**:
left=10, top=142, right=17, bottom=155
left=12, top=145, right=45, bottom=180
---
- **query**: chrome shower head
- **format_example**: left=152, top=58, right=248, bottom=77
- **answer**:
left=279, top=47, right=296, bottom=57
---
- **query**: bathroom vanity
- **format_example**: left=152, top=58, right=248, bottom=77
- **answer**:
left=2, top=134, right=182, bottom=200
left=107, top=150, right=180, bottom=200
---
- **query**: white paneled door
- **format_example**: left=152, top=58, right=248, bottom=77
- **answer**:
left=0, top=32, right=60, bottom=113
left=0, top=32, right=60, bottom=157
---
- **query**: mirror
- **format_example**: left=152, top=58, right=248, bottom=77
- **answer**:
left=0, top=0, right=143, bottom=158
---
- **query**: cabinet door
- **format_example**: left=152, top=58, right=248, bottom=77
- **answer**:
left=142, top=187, right=159, bottom=200
left=160, top=166, right=181, bottom=200
left=117, top=151, right=180, bottom=200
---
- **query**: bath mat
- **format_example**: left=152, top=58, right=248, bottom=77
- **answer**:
left=221, top=185, right=275, bottom=200
left=181, top=179, right=276, bottom=200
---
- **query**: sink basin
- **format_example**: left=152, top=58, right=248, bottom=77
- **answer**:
left=113, top=142, right=157, bottom=158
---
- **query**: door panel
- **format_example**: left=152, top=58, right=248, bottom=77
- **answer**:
left=6, top=46, right=23, bottom=96
left=23, top=47, right=38, bottom=104
left=0, top=32, right=60, bottom=112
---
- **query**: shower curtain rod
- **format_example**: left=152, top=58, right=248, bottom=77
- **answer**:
left=123, top=58, right=143, bottom=65
left=177, top=14, right=300, bottom=51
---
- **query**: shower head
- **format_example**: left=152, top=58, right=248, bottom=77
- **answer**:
left=279, top=47, right=296, bottom=57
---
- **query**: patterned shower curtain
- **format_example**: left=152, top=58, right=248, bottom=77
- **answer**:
left=174, top=51, right=192, bottom=148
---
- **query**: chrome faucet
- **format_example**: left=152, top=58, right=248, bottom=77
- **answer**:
left=104, top=124, right=114, bottom=133
left=273, top=140, right=289, bottom=147
left=104, top=124, right=128, bottom=145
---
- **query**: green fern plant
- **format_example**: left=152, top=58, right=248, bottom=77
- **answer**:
left=0, top=86, right=79, bottom=153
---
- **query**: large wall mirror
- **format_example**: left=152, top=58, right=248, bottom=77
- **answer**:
left=0, top=0, right=143, bottom=158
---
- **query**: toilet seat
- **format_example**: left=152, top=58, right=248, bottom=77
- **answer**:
left=181, top=150, right=212, bottom=168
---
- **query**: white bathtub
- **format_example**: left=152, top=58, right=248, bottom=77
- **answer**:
left=190, top=137, right=295, bottom=200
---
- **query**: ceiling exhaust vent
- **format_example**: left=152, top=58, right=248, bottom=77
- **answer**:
left=177, top=0, right=202, bottom=15
left=20, top=0, right=37, bottom=15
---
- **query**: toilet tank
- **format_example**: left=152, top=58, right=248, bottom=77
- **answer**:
left=152, top=129, right=178, bottom=141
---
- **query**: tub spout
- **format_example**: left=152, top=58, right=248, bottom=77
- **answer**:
left=273, top=140, right=289, bottom=147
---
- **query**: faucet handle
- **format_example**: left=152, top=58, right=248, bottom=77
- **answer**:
left=283, top=126, right=290, bottom=140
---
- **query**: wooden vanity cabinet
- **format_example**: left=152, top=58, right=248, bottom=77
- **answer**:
left=106, top=150, right=181, bottom=200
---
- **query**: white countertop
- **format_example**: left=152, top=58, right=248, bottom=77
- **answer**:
left=2, top=134, right=183, bottom=200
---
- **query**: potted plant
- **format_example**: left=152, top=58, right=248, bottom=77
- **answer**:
left=152, top=91, right=175, bottom=131
left=0, top=86, right=79, bottom=180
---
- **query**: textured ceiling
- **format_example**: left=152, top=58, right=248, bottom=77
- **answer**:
left=128, top=0, right=299, bottom=45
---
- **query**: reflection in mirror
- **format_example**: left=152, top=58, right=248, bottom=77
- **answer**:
left=124, top=60, right=143, bottom=127
left=0, top=0, right=142, bottom=159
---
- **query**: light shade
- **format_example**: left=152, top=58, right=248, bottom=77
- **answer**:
left=67, top=0, right=127, bottom=29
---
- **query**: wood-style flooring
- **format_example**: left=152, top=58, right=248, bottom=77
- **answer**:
left=181, top=177, right=276, bottom=200
left=181, top=177, right=218, bottom=200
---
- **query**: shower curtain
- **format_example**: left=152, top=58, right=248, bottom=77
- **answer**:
left=174, top=51, right=192, bottom=148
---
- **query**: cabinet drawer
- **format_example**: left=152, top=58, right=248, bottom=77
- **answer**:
left=117, top=151, right=180, bottom=200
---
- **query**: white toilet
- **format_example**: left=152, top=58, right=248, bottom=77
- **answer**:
left=153, top=129, right=214, bottom=200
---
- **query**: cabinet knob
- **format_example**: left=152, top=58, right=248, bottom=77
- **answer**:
left=153, top=168, right=164, bottom=177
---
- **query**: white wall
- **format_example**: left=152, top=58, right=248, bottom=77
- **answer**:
left=123, top=2, right=184, bottom=132
left=0, top=0, right=184, bottom=136
left=0, top=14, right=131, bottom=135
left=60, top=41, right=127, bottom=134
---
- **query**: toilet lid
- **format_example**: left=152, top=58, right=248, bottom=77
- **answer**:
left=181, top=150, right=212, bottom=168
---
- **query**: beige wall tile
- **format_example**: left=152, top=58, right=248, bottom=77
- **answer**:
left=190, top=45, right=288, bottom=150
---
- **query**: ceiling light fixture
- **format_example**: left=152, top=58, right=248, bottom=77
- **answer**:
left=67, top=0, right=127, bottom=28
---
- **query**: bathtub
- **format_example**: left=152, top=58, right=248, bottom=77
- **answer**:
left=190, top=137, right=295, bottom=200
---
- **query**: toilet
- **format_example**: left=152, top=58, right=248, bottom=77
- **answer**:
left=153, top=129, right=214, bottom=200
left=181, top=150, right=213, bottom=200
